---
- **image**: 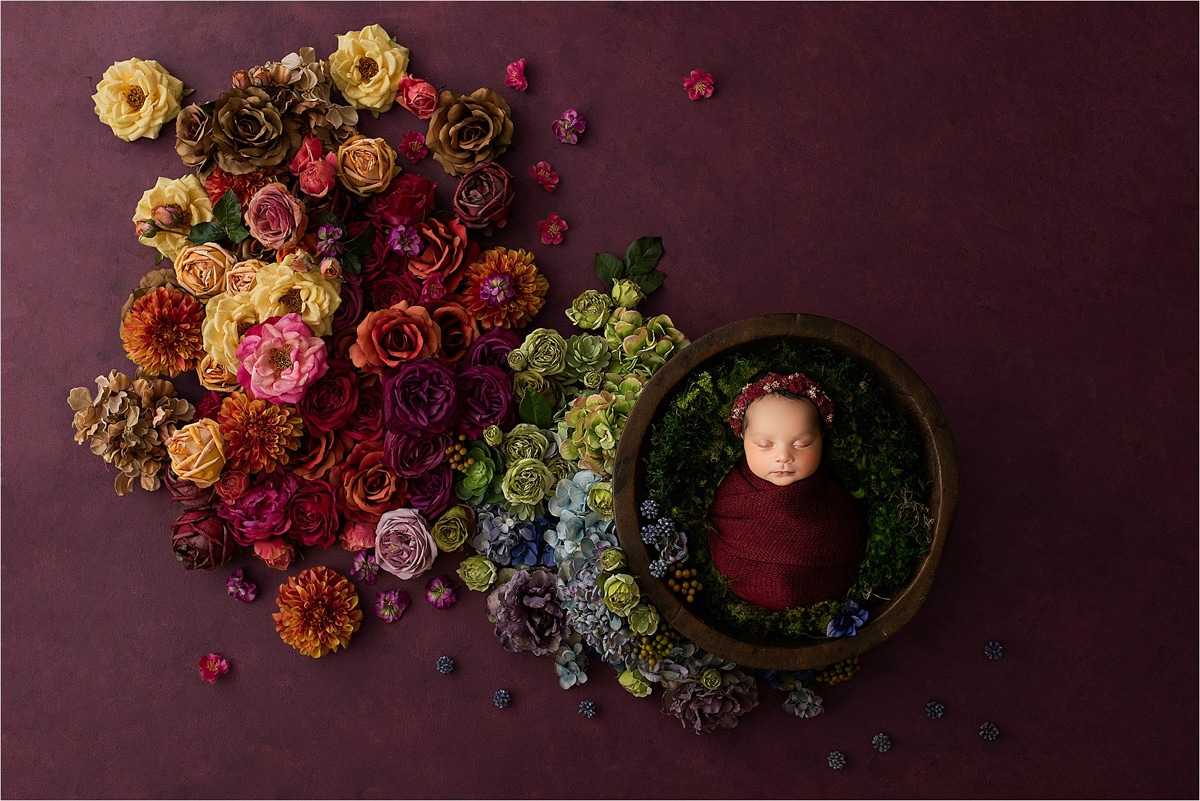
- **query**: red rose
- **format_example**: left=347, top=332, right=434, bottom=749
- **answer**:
left=365, top=173, right=436, bottom=229
left=396, top=76, right=439, bottom=120
left=428, top=301, right=479, bottom=363
left=289, top=135, right=338, bottom=198
left=367, top=271, right=423, bottom=312
left=349, top=302, right=442, bottom=374
left=171, top=507, right=236, bottom=571
left=214, top=470, right=251, bottom=502
left=347, top=376, right=386, bottom=442
left=409, top=214, right=476, bottom=291
left=196, top=391, right=223, bottom=421
left=329, top=440, right=409, bottom=525
left=298, top=360, right=359, bottom=432
left=288, top=478, right=340, bottom=548
left=452, top=162, right=515, bottom=233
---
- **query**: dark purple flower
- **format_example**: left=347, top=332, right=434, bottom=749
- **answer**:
left=425, top=575, right=458, bottom=609
left=465, top=327, right=522, bottom=371
left=382, top=358, right=463, bottom=437
left=387, top=224, right=423, bottom=258
left=408, top=460, right=454, bottom=519
left=375, top=589, right=410, bottom=622
left=316, top=223, right=344, bottom=257
left=351, top=550, right=381, bottom=585
left=331, top=272, right=365, bottom=334
left=552, top=109, right=586, bottom=144
left=484, top=567, right=566, bottom=656
left=163, top=468, right=216, bottom=509
left=383, top=430, right=451, bottom=477
left=226, top=568, right=258, bottom=602
left=661, top=670, right=759, bottom=734
left=457, top=364, right=515, bottom=438
left=217, top=470, right=297, bottom=545
left=452, top=162, right=515, bottom=233
left=826, top=601, right=869, bottom=638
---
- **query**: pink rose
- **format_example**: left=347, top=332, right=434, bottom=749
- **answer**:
left=396, top=76, right=439, bottom=120
left=253, top=536, right=296, bottom=570
left=375, top=507, right=437, bottom=580
left=235, top=313, right=329, bottom=404
left=289, top=135, right=339, bottom=198
left=246, top=183, right=308, bottom=250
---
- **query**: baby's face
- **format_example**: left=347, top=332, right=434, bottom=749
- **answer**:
left=742, top=394, right=823, bottom=486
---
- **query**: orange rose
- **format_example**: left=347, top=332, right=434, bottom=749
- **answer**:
left=225, top=259, right=267, bottom=295
left=166, top=418, right=226, bottom=488
left=336, top=135, right=399, bottom=197
left=175, top=242, right=237, bottom=300
left=329, top=440, right=408, bottom=525
left=429, top=301, right=479, bottom=362
left=348, top=301, right=441, bottom=375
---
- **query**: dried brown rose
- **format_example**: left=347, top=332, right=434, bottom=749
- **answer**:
left=426, top=88, right=515, bottom=177
left=210, top=87, right=302, bottom=175
left=175, top=103, right=215, bottom=172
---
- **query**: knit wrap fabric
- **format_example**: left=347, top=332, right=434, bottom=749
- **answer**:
left=708, top=459, right=866, bottom=610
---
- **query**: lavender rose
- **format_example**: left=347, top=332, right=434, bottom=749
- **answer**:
left=452, top=162, right=515, bottom=233
left=382, top=357, right=463, bottom=437
left=485, top=567, right=567, bottom=656
left=465, top=327, right=521, bottom=371
left=457, top=364, right=515, bottom=438
left=383, top=430, right=451, bottom=478
left=171, top=507, right=236, bottom=571
left=217, top=469, right=297, bottom=545
left=375, top=507, right=437, bottom=580
left=408, top=461, right=454, bottom=519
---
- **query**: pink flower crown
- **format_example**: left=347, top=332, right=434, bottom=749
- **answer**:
left=727, top=371, right=835, bottom=438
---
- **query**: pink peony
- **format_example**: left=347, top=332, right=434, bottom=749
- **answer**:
left=396, top=76, right=439, bottom=120
left=289, top=135, right=339, bottom=198
left=236, top=313, right=329, bottom=404
left=245, top=183, right=308, bottom=250
left=375, top=507, right=436, bottom=580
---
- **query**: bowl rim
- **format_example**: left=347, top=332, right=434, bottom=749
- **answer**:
left=612, top=313, right=959, bottom=670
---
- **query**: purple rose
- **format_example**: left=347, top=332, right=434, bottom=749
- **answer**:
left=375, top=507, right=436, bottom=580
left=288, top=478, right=340, bottom=549
left=217, top=470, right=297, bottom=546
left=465, top=327, right=521, bottom=371
left=457, top=364, right=515, bottom=438
left=485, top=567, right=567, bottom=656
left=408, top=461, right=454, bottom=519
left=383, top=430, right=451, bottom=477
left=331, top=272, right=365, bottom=334
left=383, top=358, right=463, bottom=437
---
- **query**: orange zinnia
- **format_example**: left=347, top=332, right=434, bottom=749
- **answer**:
left=462, top=247, right=548, bottom=330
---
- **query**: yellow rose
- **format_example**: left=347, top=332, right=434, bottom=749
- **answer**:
left=166, top=418, right=226, bottom=488
left=196, top=354, right=240, bottom=393
left=92, top=57, right=184, bottom=142
left=225, top=259, right=267, bottom=295
left=249, top=258, right=342, bottom=337
left=132, top=176, right=214, bottom=261
left=329, top=24, right=411, bottom=113
left=336, top=136, right=399, bottom=196
left=175, top=242, right=236, bottom=300
left=202, top=292, right=258, bottom=371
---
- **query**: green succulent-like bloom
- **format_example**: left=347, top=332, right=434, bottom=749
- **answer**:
left=556, top=388, right=639, bottom=477
left=501, top=457, right=556, bottom=520
left=616, top=313, right=689, bottom=376
left=700, top=668, right=723, bottom=690
left=482, top=425, right=504, bottom=447
left=453, top=445, right=498, bottom=506
left=431, top=504, right=474, bottom=552
left=588, top=481, right=614, bottom=520
left=545, top=455, right=576, bottom=485
left=602, top=572, right=641, bottom=616
left=618, top=668, right=653, bottom=698
left=502, top=423, right=552, bottom=462
left=582, top=370, right=603, bottom=390
left=628, top=603, right=660, bottom=636
left=566, top=288, right=613, bottom=330
left=519, top=328, right=568, bottom=376
left=610, top=279, right=645, bottom=310
left=564, top=334, right=612, bottom=380
left=511, top=370, right=558, bottom=408
left=457, top=554, right=498, bottom=592
left=597, top=546, right=626, bottom=573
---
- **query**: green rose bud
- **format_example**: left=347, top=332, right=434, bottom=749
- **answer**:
left=602, top=572, right=640, bottom=616
left=500, top=457, right=556, bottom=520
left=610, top=278, right=646, bottom=310
left=520, top=328, right=568, bottom=376
left=544, top=455, right=576, bottom=484
left=511, top=370, right=558, bottom=408
left=588, top=481, right=614, bottom=520
left=502, top=423, right=551, bottom=462
left=506, top=349, right=528, bottom=371
left=483, top=425, right=504, bottom=447
left=597, top=547, right=626, bottom=573
left=457, top=554, right=498, bottom=592
left=582, top=370, right=603, bottom=390
left=564, top=334, right=612, bottom=379
left=431, top=504, right=475, bottom=552
left=700, top=668, right=722, bottom=690
left=627, top=603, right=660, bottom=636
left=566, top=289, right=614, bottom=330
left=618, top=669, right=652, bottom=698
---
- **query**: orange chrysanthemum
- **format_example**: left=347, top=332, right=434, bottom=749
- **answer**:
left=120, top=286, right=205, bottom=377
left=273, top=566, right=363, bottom=658
left=217, top=391, right=304, bottom=473
left=204, top=167, right=271, bottom=209
left=461, top=246, right=549, bottom=330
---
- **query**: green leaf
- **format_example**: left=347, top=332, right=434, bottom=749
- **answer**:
left=624, top=236, right=663, bottom=276
left=518, top=392, right=553, bottom=429
left=226, top=223, right=250, bottom=244
left=633, top=269, right=665, bottom=295
left=341, top=253, right=362, bottom=276
left=316, top=211, right=341, bottom=228
left=213, top=190, right=243, bottom=232
left=345, top=223, right=375, bottom=256
left=154, top=251, right=166, bottom=265
left=594, top=252, right=624, bottom=287
left=186, top=222, right=225, bottom=245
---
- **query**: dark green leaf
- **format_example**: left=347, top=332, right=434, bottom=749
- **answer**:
left=634, top=269, right=665, bottom=295
left=345, top=223, right=376, bottom=256
left=594, top=252, right=624, bottom=286
left=316, top=211, right=341, bottom=228
left=154, top=251, right=166, bottom=265
left=342, top=253, right=362, bottom=276
left=213, top=190, right=243, bottom=232
left=186, top=222, right=225, bottom=245
left=624, top=236, right=663, bottom=276
left=518, top=391, right=553, bottom=429
left=226, top=223, right=250, bottom=244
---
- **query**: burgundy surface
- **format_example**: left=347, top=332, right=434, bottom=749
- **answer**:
left=2, top=3, right=1196, bottom=798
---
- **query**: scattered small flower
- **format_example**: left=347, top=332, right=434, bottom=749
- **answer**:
left=538, top=213, right=569, bottom=245
left=387, top=224, right=423, bottom=258
left=400, top=130, right=429, bottom=163
left=226, top=569, right=257, bottom=603
left=826, top=600, right=869, bottom=638
left=827, top=750, right=847, bottom=770
left=315, top=223, right=345, bottom=258
left=374, top=589, right=410, bottom=622
left=529, top=161, right=559, bottom=192
left=683, top=69, right=715, bottom=100
left=505, top=58, right=528, bottom=91
left=579, top=700, right=597, bottom=718
left=979, top=721, right=1000, bottom=741
left=925, top=700, right=946, bottom=719
left=198, top=652, right=229, bottom=683
left=425, top=575, right=458, bottom=609
left=872, top=733, right=892, bottom=752
left=436, top=655, right=455, bottom=675
left=351, top=550, right=380, bottom=585
left=552, top=109, right=586, bottom=144
left=493, top=688, right=511, bottom=708
left=984, top=640, right=1004, bottom=660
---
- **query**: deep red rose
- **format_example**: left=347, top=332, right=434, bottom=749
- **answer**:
left=304, top=187, right=353, bottom=230
left=465, top=327, right=522, bottom=371
left=367, top=271, right=423, bottom=312
left=171, top=507, right=236, bottom=571
left=329, top=440, right=409, bottom=525
left=347, top=376, right=386, bottom=442
left=350, top=219, right=406, bottom=282
left=164, top=468, right=217, bottom=509
left=288, top=478, right=340, bottom=548
left=298, top=359, right=359, bottom=432
left=331, top=273, right=365, bottom=335
left=196, top=391, right=224, bottom=421
left=396, top=76, right=439, bottom=120
left=452, top=162, right=515, bottom=233
left=365, top=173, right=437, bottom=228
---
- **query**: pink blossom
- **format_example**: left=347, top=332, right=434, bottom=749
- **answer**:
left=529, top=161, right=559, bottom=192
left=375, top=590, right=411, bottom=622
left=289, top=135, right=338, bottom=197
left=400, top=130, right=429, bottom=164
left=538, top=213, right=569, bottom=245
left=683, top=69, right=715, bottom=100
left=198, top=653, right=229, bottom=683
left=425, top=575, right=457, bottom=609
left=505, top=58, right=528, bottom=91
left=235, top=313, right=329, bottom=404
left=552, top=109, right=586, bottom=144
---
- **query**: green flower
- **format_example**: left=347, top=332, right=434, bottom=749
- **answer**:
left=565, top=288, right=613, bottom=330
left=511, top=370, right=558, bottom=408
left=502, top=423, right=551, bottom=462
left=431, top=504, right=474, bottom=552
left=564, top=334, right=612, bottom=380
left=501, top=457, right=556, bottom=520
left=616, top=313, right=689, bottom=376
left=519, top=328, right=568, bottom=376
left=482, top=425, right=504, bottom=447
left=618, top=669, right=652, bottom=698
left=506, top=349, right=528, bottom=372
left=587, top=481, right=614, bottom=520
left=610, top=278, right=645, bottom=310
left=602, top=572, right=640, bottom=616
left=700, top=668, right=722, bottom=690
left=597, top=547, right=626, bottom=573
left=453, top=445, right=498, bottom=506
left=545, top=455, right=576, bottom=485
left=582, top=370, right=603, bottom=390
left=628, top=603, right=659, bottom=636
left=603, top=308, right=644, bottom=351
left=457, top=554, right=498, bottom=592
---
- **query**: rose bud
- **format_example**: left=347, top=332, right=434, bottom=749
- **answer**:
left=231, top=69, right=252, bottom=90
left=171, top=507, right=236, bottom=571
left=152, top=204, right=188, bottom=230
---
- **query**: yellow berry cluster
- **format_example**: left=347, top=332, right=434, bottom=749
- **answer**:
left=667, top=567, right=702, bottom=603
left=816, top=656, right=860, bottom=685
left=445, top=434, right=475, bottom=472
left=635, top=628, right=680, bottom=668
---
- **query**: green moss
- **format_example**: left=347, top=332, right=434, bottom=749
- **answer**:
left=643, top=342, right=933, bottom=642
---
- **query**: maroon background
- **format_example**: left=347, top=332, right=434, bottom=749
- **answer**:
left=3, top=3, right=1196, bottom=798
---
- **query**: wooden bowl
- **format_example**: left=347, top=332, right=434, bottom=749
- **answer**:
left=612, top=314, right=958, bottom=670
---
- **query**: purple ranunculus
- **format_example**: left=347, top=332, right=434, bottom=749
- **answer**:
left=485, top=567, right=567, bottom=657
left=383, top=358, right=463, bottom=437
left=465, top=327, right=521, bottom=371
left=826, top=601, right=869, bottom=638
left=331, top=272, right=365, bottom=334
left=217, top=470, right=297, bottom=545
left=457, top=364, right=515, bottom=438
left=383, top=430, right=452, bottom=477
left=661, top=670, right=760, bottom=734
left=408, top=461, right=454, bottom=519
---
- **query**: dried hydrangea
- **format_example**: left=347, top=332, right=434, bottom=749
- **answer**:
left=661, top=669, right=759, bottom=734
left=782, top=683, right=825, bottom=718
left=485, top=567, right=567, bottom=657
left=554, top=642, right=589, bottom=689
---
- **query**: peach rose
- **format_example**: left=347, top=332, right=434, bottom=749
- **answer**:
left=253, top=537, right=296, bottom=570
left=166, top=418, right=227, bottom=488
left=197, top=354, right=241, bottom=393
left=175, top=242, right=237, bottom=300
left=225, top=259, right=267, bottom=295
left=349, top=302, right=441, bottom=374
left=336, top=136, right=399, bottom=197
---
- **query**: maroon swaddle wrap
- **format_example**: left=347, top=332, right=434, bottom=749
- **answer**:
left=708, top=458, right=866, bottom=610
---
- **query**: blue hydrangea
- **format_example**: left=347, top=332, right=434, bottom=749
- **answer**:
left=826, top=601, right=869, bottom=638
left=472, top=505, right=539, bottom=566
left=554, top=643, right=590, bottom=689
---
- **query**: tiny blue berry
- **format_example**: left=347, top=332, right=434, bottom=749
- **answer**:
left=984, top=641, right=1003, bottom=660
left=639, top=498, right=661, bottom=521
left=827, top=750, right=847, bottom=770
left=925, top=700, right=946, bottom=719
left=579, top=700, right=597, bottom=718
left=979, top=721, right=1000, bottom=741
left=872, top=733, right=892, bottom=752
left=648, top=559, right=668, bottom=579
left=493, top=689, right=511, bottom=708
left=436, top=656, right=454, bottom=675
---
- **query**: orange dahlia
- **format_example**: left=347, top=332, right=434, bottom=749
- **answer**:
left=217, top=391, right=304, bottom=473
left=273, top=566, right=363, bottom=658
left=461, top=246, right=549, bottom=330
left=119, top=286, right=205, bottom=377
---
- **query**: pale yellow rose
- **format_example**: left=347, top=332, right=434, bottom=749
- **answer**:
left=196, top=354, right=240, bottom=393
left=249, top=257, right=342, bottom=337
left=166, top=418, right=226, bottom=488
left=226, top=259, right=267, bottom=295
left=92, top=57, right=184, bottom=142
left=202, top=291, right=258, bottom=370
left=328, top=24, right=410, bottom=113
left=174, top=242, right=236, bottom=300
left=132, top=176, right=214, bottom=261
left=336, top=136, right=399, bottom=196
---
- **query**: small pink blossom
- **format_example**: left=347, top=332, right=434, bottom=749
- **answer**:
left=400, top=130, right=429, bottom=164
left=375, top=589, right=410, bottom=622
left=505, top=58, right=528, bottom=91
left=529, top=161, right=559, bottom=192
left=683, top=69, right=715, bottom=100
left=226, top=569, right=257, bottom=603
left=552, top=109, right=586, bottom=144
left=235, top=313, right=329, bottom=405
left=198, top=653, right=229, bottom=683
left=396, top=76, right=439, bottom=120
left=538, top=213, right=569, bottom=246
left=425, top=575, right=457, bottom=609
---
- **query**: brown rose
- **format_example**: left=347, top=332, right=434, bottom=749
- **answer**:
left=175, top=103, right=214, bottom=172
left=426, top=88, right=514, bottom=177
left=175, top=242, right=237, bottom=300
left=197, top=354, right=241, bottom=393
left=336, top=135, right=399, bottom=197
left=329, top=440, right=409, bottom=525
left=225, top=259, right=267, bottom=295
left=429, top=301, right=479, bottom=363
left=211, top=87, right=302, bottom=175
left=349, top=302, right=441, bottom=374
left=452, top=162, right=515, bottom=234
left=245, top=183, right=308, bottom=250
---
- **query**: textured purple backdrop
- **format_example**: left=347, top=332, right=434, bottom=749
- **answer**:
left=3, top=2, right=1196, bottom=798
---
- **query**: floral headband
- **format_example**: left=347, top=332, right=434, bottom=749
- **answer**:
left=727, top=372, right=835, bottom=437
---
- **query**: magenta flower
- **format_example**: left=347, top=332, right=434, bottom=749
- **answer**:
left=351, top=550, right=381, bottom=585
left=198, top=653, right=230, bottom=683
left=538, top=213, right=569, bottom=245
left=683, top=69, right=715, bottom=100
left=425, top=575, right=458, bottom=609
left=226, top=569, right=257, bottom=603
left=529, top=161, right=559, bottom=192
left=400, top=130, right=429, bottom=164
left=235, top=313, right=329, bottom=404
left=387, top=224, right=423, bottom=258
left=375, top=589, right=411, bottom=623
left=505, top=58, right=528, bottom=91
left=552, top=109, right=586, bottom=144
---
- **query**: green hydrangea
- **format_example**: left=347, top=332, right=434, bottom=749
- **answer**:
left=556, top=377, right=644, bottom=477
left=519, top=327, right=568, bottom=376
left=618, top=669, right=652, bottom=698
left=566, top=289, right=613, bottom=330
left=500, top=457, right=556, bottom=520
left=614, top=313, right=689, bottom=376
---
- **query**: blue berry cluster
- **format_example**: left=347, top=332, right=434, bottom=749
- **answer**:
left=984, top=641, right=1004, bottom=660
left=578, top=700, right=597, bottom=718
left=638, top=496, right=689, bottom=569
left=827, top=751, right=847, bottom=770
left=493, top=689, right=511, bottom=708
left=979, top=721, right=1000, bottom=741
left=925, top=700, right=945, bottom=719
left=872, top=733, right=892, bottom=752
left=436, top=656, right=454, bottom=675
left=648, top=559, right=668, bottom=578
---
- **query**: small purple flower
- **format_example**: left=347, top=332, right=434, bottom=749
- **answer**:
left=375, top=589, right=410, bottom=622
left=225, top=569, right=257, bottom=603
left=552, top=109, right=587, bottom=144
left=387, top=224, right=423, bottom=258
left=826, top=601, right=869, bottom=638
left=316, top=223, right=344, bottom=257
left=351, top=550, right=380, bottom=585
left=425, top=575, right=458, bottom=609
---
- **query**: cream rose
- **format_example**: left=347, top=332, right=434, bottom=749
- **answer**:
left=249, top=258, right=341, bottom=337
left=92, top=57, right=184, bottom=142
left=174, top=242, right=236, bottom=300
left=202, top=292, right=259, bottom=370
left=132, top=176, right=214, bottom=261
left=167, top=418, right=226, bottom=488
left=328, top=24, right=411, bottom=113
